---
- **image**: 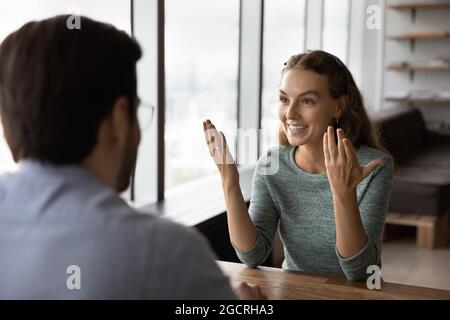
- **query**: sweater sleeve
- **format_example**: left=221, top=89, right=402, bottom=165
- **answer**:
left=336, top=155, right=394, bottom=281
left=232, top=152, right=280, bottom=267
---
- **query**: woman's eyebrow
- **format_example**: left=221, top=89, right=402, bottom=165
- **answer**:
left=278, top=89, right=320, bottom=98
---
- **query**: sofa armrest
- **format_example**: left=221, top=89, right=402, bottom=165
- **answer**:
left=426, top=130, right=450, bottom=144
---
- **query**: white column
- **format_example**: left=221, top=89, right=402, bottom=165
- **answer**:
left=133, top=0, right=161, bottom=204
left=237, top=0, right=263, bottom=166
left=305, top=0, right=324, bottom=50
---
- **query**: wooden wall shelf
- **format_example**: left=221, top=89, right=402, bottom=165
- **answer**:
left=387, top=64, right=450, bottom=71
left=389, top=3, right=450, bottom=22
left=389, top=3, right=450, bottom=10
left=385, top=98, right=450, bottom=105
left=388, top=32, right=450, bottom=40
left=387, top=32, right=450, bottom=51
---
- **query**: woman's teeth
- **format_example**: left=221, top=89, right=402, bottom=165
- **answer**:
left=288, top=124, right=308, bottom=133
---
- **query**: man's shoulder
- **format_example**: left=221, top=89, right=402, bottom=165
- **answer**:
left=137, top=214, right=197, bottom=239
left=0, top=168, right=200, bottom=246
left=0, top=170, right=15, bottom=186
left=149, top=216, right=210, bottom=252
left=120, top=211, right=209, bottom=252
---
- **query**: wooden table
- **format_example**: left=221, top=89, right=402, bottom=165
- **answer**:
left=218, top=261, right=450, bottom=300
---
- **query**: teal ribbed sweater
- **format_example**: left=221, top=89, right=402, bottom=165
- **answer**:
left=233, top=144, right=394, bottom=281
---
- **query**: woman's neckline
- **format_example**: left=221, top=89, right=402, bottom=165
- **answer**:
left=287, top=144, right=364, bottom=179
left=288, top=145, right=328, bottom=178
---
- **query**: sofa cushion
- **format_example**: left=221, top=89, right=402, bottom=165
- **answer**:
left=390, top=165, right=450, bottom=216
left=373, top=105, right=450, bottom=217
left=372, top=105, right=427, bottom=160
left=399, top=141, right=450, bottom=169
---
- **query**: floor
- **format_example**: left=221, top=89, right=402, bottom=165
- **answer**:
left=381, top=227, right=450, bottom=291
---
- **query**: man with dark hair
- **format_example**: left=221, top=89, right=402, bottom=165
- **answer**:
left=0, top=15, right=264, bottom=299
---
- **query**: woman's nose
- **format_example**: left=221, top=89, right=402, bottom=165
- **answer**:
left=286, top=102, right=299, bottom=119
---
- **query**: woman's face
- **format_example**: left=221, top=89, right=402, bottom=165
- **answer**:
left=278, top=68, right=340, bottom=147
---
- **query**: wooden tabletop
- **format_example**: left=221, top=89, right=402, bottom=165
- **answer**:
left=217, top=261, right=450, bottom=300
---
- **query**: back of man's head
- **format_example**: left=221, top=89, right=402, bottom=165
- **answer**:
left=0, top=15, right=142, bottom=165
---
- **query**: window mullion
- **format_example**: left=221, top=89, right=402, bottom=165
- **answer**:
left=237, top=0, right=263, bottom=166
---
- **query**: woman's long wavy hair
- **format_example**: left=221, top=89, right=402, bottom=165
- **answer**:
left=278, top=50, right=386, bottom=153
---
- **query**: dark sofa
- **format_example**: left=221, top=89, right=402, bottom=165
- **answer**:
left=372, top=105, right=450, bottom=218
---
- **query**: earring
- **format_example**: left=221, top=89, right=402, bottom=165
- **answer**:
left=334, top=117, right=340, bottom=128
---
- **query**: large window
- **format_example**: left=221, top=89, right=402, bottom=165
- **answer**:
left=260, top=0, right=306, bottom=155
left=0, top=0, right=131, bottom=174
left=165, top=0, right=240, bottom=190
left=322, top=0, right=350, bottom=64
left=1, top=0, right=356, bottom=204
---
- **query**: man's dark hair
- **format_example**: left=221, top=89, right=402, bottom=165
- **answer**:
left=0, top=15, right=142, bottom=164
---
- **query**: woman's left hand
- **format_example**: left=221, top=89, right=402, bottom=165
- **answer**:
left=323, top=126, right=384, bottom=198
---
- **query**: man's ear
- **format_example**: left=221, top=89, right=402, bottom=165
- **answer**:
left=110, top=96, right=131, bottom=148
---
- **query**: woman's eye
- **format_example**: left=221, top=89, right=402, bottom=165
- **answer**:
left=279, top=96, right=288, bottom=103
left=303, top=97, right=314, bottom=105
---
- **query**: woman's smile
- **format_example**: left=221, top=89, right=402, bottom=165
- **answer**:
left=287, top=123, right=309, bottom=134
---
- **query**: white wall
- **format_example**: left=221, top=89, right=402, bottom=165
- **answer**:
left=348, top=0, right=386, bottom=113
left=350, top=0, right=450, bottom=130
left=383, top=0, right=450, bottom=128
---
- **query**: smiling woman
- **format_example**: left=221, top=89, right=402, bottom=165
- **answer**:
left=204, top=50, right=395, bottom=282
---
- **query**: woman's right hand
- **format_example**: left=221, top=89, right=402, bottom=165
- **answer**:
left=202, top=119, right=239, bottom=185
left=203, top=120, right=258, bottom=251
